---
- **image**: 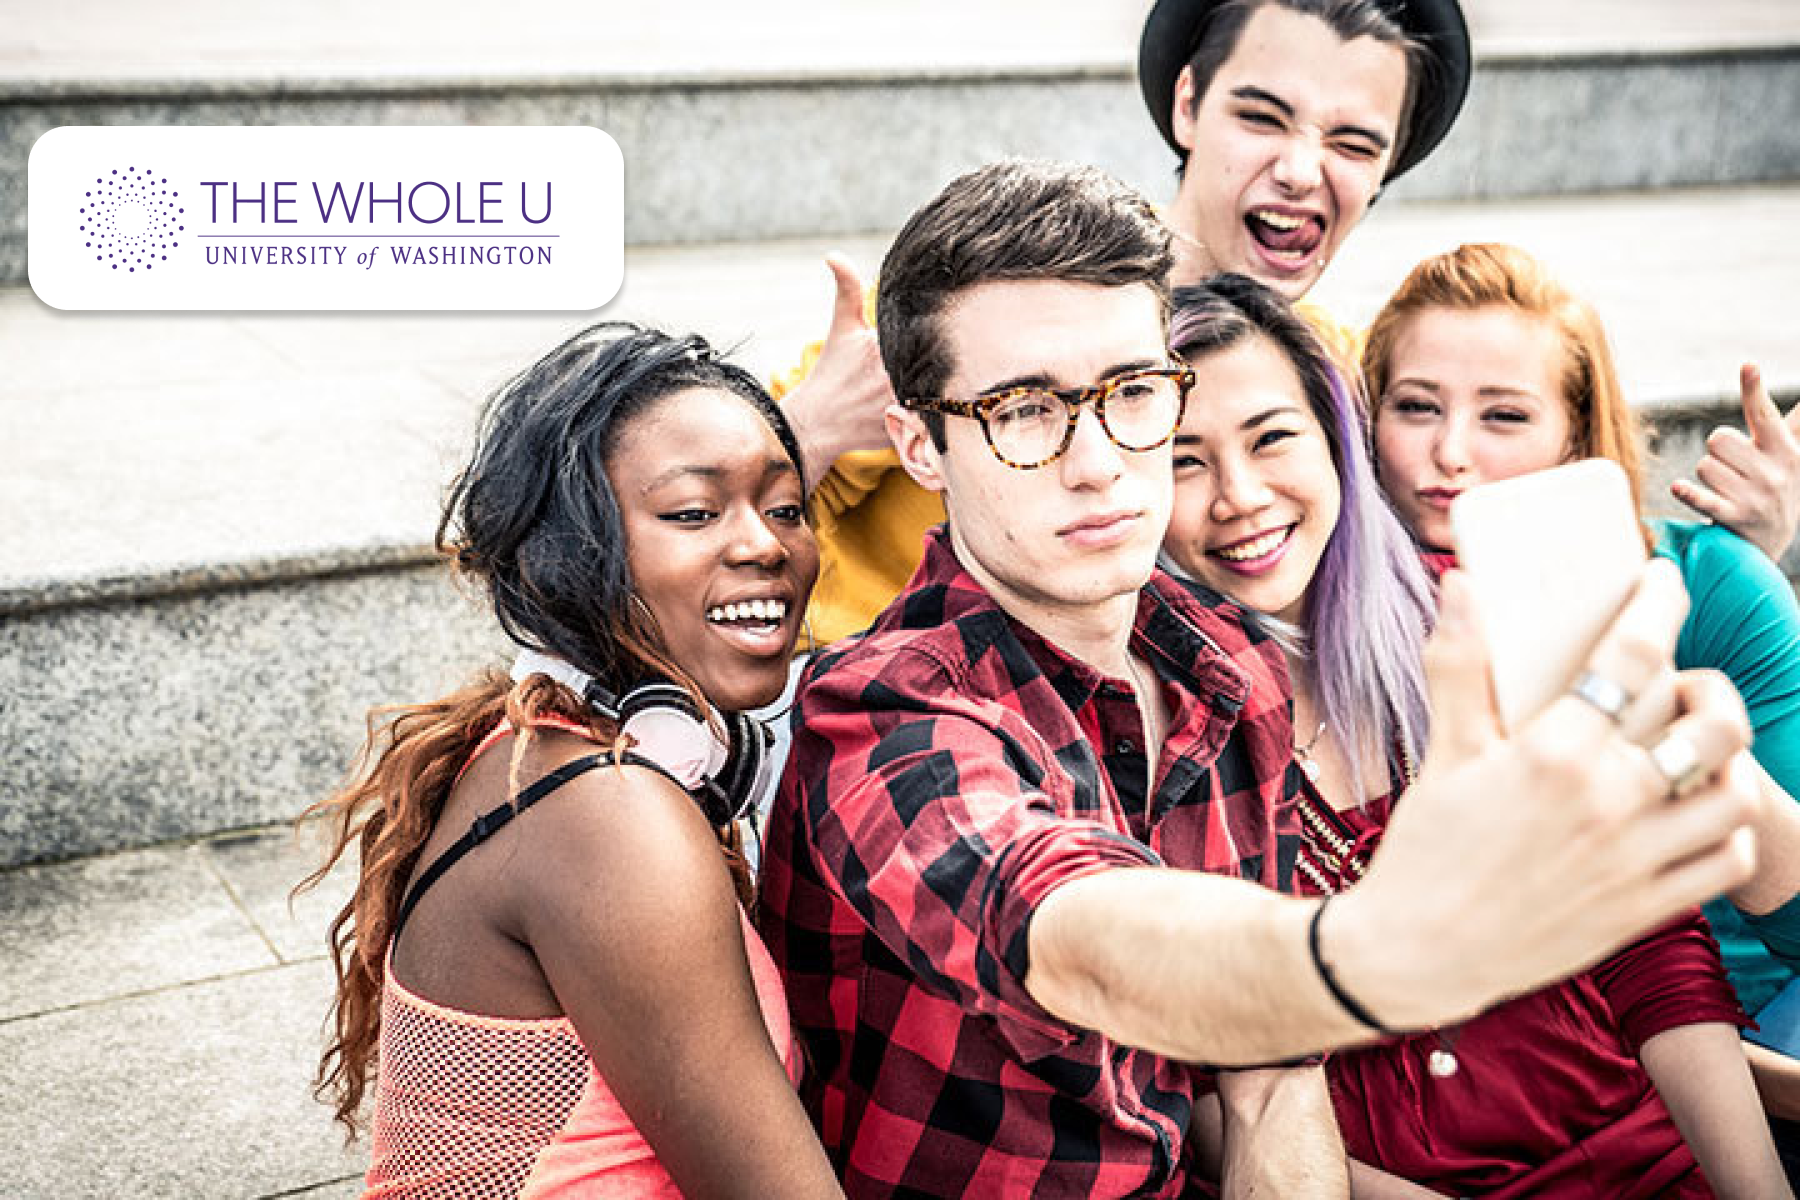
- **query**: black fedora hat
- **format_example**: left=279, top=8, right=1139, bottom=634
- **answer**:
left=1138, top=0, right=1472, bottom=182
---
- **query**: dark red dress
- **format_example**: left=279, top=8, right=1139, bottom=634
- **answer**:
left=1297, top=788, right=1746, bottom=1198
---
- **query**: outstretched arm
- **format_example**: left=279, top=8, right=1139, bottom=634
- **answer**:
left=1672, top=364, right=1800, bottom=561
left=1640, top=1023, right=1791, bottom=1199
left=1027, top=563, right=1760, bottom=1063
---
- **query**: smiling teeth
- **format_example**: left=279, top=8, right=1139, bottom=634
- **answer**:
left=707, top=599, right=787, bottom=624
left=1252, top=209, right=1305, bottom=231
left=1215, top=529, right=1288, bottom=562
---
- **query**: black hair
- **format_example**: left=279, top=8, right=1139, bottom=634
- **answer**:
left=440, top=321, right=804, bottom=693
left=1169, top=274, right=1431, bottom=796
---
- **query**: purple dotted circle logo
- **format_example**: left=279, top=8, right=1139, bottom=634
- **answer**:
left=77, top=166, right=184, bottom=273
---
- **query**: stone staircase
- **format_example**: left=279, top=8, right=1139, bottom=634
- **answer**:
left=3, top=4, right=1800, bottom=1197
left=3, top=0, right=1799, bottom=872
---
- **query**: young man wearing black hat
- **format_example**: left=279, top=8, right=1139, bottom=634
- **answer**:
left=761, top=157, right=1764, bottom=1199
left=1139, top=0, right=1468, bottom=301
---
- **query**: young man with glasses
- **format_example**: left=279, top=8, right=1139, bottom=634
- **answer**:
left=759, top=159, right=1764, bottom=1197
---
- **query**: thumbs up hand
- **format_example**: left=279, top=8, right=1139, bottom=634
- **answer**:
left=778, top=256, right=896, bottom=493
left=1672, top=364, right=1800, bottom=563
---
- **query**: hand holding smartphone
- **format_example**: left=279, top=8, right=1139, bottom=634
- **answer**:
left=1449, top=458, right=1649, bottom=732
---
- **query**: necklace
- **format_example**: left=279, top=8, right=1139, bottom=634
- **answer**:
left=1294, top=719, right=1328, bottom=783
left=1293, top=745, right=1461, bottom=1079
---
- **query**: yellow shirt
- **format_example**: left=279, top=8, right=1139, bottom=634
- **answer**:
left=1298, top=300, right=1365, bottom=377
left=774, top=300, right=1361, bottom=647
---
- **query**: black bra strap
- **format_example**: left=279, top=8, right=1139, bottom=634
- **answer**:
left=391, top=749, right=678, bottom=945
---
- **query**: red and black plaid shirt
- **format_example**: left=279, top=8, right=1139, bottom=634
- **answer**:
left=759, top=527, right=1302, bottom=1198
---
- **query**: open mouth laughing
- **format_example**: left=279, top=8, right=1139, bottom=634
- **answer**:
left=704, top=596, right=793, bottom=653
left=1244, top=207, right=1326, bottom=269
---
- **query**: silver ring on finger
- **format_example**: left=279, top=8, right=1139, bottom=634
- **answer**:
left=1569, top=669, right=1632, bottom=724
left=1648, top=731, right=1707, bottom=796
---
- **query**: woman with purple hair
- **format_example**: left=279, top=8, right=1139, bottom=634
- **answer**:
left=1161, top=274, right=1780, bottom=1198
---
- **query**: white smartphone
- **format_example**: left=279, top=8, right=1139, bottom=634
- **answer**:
left=1449, top=458, right=1648, bottom=732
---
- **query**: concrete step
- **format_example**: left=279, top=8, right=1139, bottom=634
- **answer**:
left=3, top=1, right=1798, bottom=283
left=5, top=185, right=1800, bottom=869
left=0, top=229, right=895, bottom=869
left=0, top=822, right=363, bottom=1198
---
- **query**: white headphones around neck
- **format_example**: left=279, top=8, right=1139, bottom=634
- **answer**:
left=510, top=648, right=773, bottom=827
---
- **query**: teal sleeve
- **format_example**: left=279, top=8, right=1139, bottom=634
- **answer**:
left=1743, top=892, right=1800, bottom=971
left=1658, top=520, right=1800, bottom=996
left=1660, top=519, right=1800, bottom=799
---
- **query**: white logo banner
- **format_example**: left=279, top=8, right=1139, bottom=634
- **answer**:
left=28, top=126, right=623, bottom=311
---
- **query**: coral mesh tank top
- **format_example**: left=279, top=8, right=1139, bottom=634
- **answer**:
left=363, top=722, right=798, bottom=1199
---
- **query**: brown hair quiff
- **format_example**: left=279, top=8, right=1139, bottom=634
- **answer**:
left=877, top=159, right=1175, bottom=447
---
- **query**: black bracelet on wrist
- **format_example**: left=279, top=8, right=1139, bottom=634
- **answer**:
left=1307, top=896, right=1398, bottom=1036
